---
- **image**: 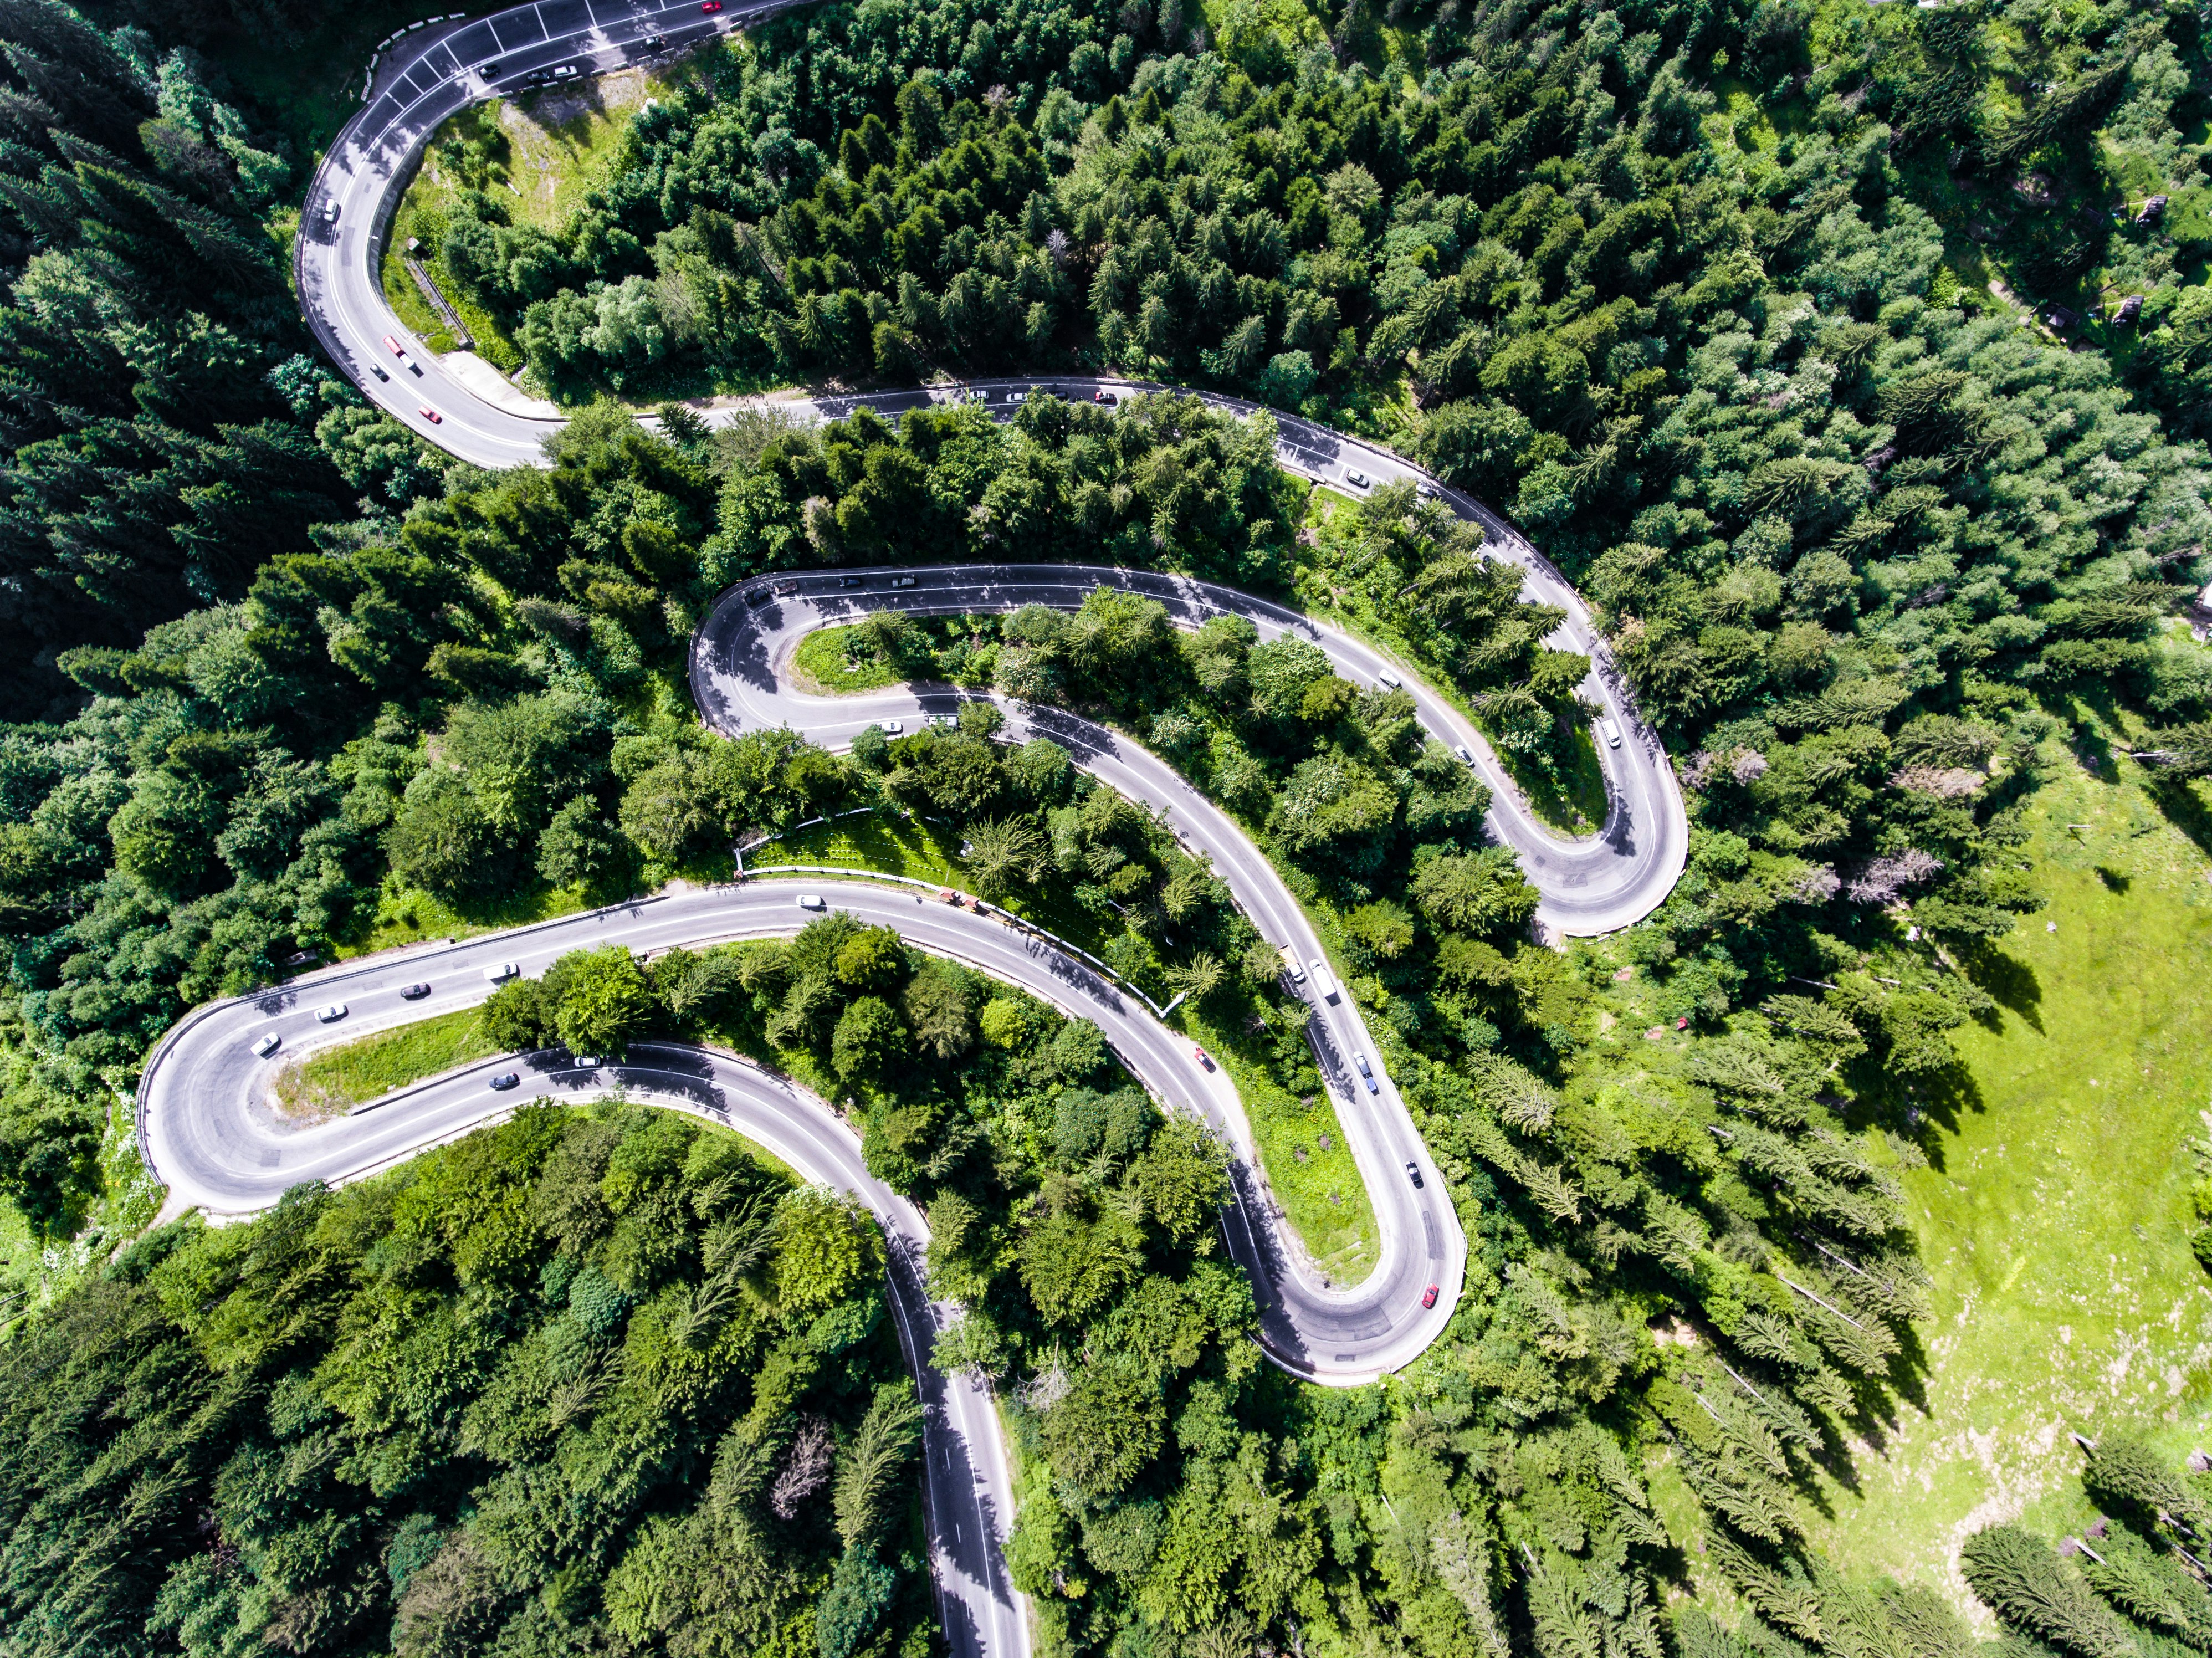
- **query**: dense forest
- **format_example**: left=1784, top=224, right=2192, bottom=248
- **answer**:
left=0, top=0, right=2208, bottom=1651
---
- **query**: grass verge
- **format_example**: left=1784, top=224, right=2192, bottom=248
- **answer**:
left=1182, top=1002, right=1377, bottom=1282
left=791, top=627, right=902, bottom=694
left=273, top=1008, right=498, bottom=1122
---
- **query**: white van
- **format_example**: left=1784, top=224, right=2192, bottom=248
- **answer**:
left=1308, top=959, right=1339, bottom=1002
left=798, top=893, right=827, bottom=910
left=1602, top=720, right=1623, bottom=749
left=484, top=961, right=519, bottom=982
left=1376, top=669, right=1402, bottom=689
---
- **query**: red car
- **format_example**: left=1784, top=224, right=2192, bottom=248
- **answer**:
left=1192, top=1044, right=1213, bottom=1071
left=1421, top=1285, right=1439, bottom=1309
left=419, top=406, right=443, bottom=424
left=700, top=2, right=722, bottom=12
left=1093, top=389, right=1118, bottom=405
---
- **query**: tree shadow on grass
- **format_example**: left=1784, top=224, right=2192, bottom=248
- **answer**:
left=2142, top=775, right=2212, bottom=862
left=1958, top=940, right=2044, bottom=1035
left=1842, top=1056, right=1985, bottom=1174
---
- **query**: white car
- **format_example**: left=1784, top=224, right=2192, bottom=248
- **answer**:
left=1376, top=669, right=1402, bottom=689
left=891, top=575, right=917, bottom=588
left=316, top=1004, right=347, bottom=1023
left=798, top=893, right=827, bottom=910
left=1454, top=744, right=1477, bottom=766
left=879, top=720, right=904, bottom=735
left=1277, top=945, right=1305, bottom=983
left=1344, top=470, right=1370, bottom=489
left=1602, top=720, right=1623, bottom=749
left=1007, top=391, right=1027, bottom=403
left=484, top=961, right=520, bottom=983
left=253, top=1032, right=281, bottom=1058
left=927, top=713, right=957, bottom=729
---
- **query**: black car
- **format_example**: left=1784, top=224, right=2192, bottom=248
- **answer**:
left=1405, top=1160, right=1424, bottom=1188
left=401, top=982, right=431, bottom=999
left=490, top=1072, right=521, bottom=1091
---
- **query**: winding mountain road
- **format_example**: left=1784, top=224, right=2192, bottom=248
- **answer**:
left=203, top=15, right=1694, bottom=1655
left=139, top=876, right=1461, bottom=1658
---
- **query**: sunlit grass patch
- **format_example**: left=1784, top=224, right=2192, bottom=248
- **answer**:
left=272, top=1008, right=498, bottom=1122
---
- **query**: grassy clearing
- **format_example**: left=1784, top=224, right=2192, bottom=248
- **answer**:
left=791, top=627, right=902, bottom=695
left=1183, top=1002, right=1378, bottom=1281
left=383, top=66, right=676, bottom=364
left=1800, top=751, right=2212, bottom=1604
left=273, top=1008, right=498, bottom=1121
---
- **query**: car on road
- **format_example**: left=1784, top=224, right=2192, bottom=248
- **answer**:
left=1277, top=945, right=1305, bottom=982
left=926, top=713, right=956, bottom=729
left=1421, top=1284, right=1439, bottom=1309
left=548, top=63, right=579, bottom=81
left=1093, top=390, right=1118, bottom=405
left=419, top=406, right=442, bottom=424
left=746, top=587, right=771, bottom=606
left=401, top=982, right=431, bottom=999
left=570, top=1055, right=600, bottom=1068
left=1192, top=1044, right=1213, bottom=1070
left=368, top=362, right=388, bottom=381
left=383, top=334, right=405, bottom=359
left=321, top=201, right=339, bottom=226
left=837, top=576, right=864, bottom=588
left=891, top=575, right=917, bottom=588
left=484, top=961, right=519, bottom=982
left=1007, top=391, right=1026, bottom=403
left=1416, top=482, right=1441, bottom=500
left=1308, top=959, right=1338, bottom=1002
left=1354, top=1054, right=1379, bottom=1095
left=253, top=1032, right=281, bottom=1058
left=879, top=720, right=904, bottom=735
left=1344, top=469, right=1370, bottom=489
left=489, top=1072, right=521, bottom=1090
left=316, top=1004, right=347, bottom=1023
left=642, top=32, right=666, bottom=47
left=797, top=893, right=826, bottom=910
left=1405, top=1160, right=1423, bottom=1184
left=1453, top=744, right=1476, bottom=766
left=772, top=582, right=796, bottom=595
left=1376, top=669, right=1401, bottom=689
left=1602, top=720, right=1622, bottom=749
left=700, top=2, right=723, bottom=11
